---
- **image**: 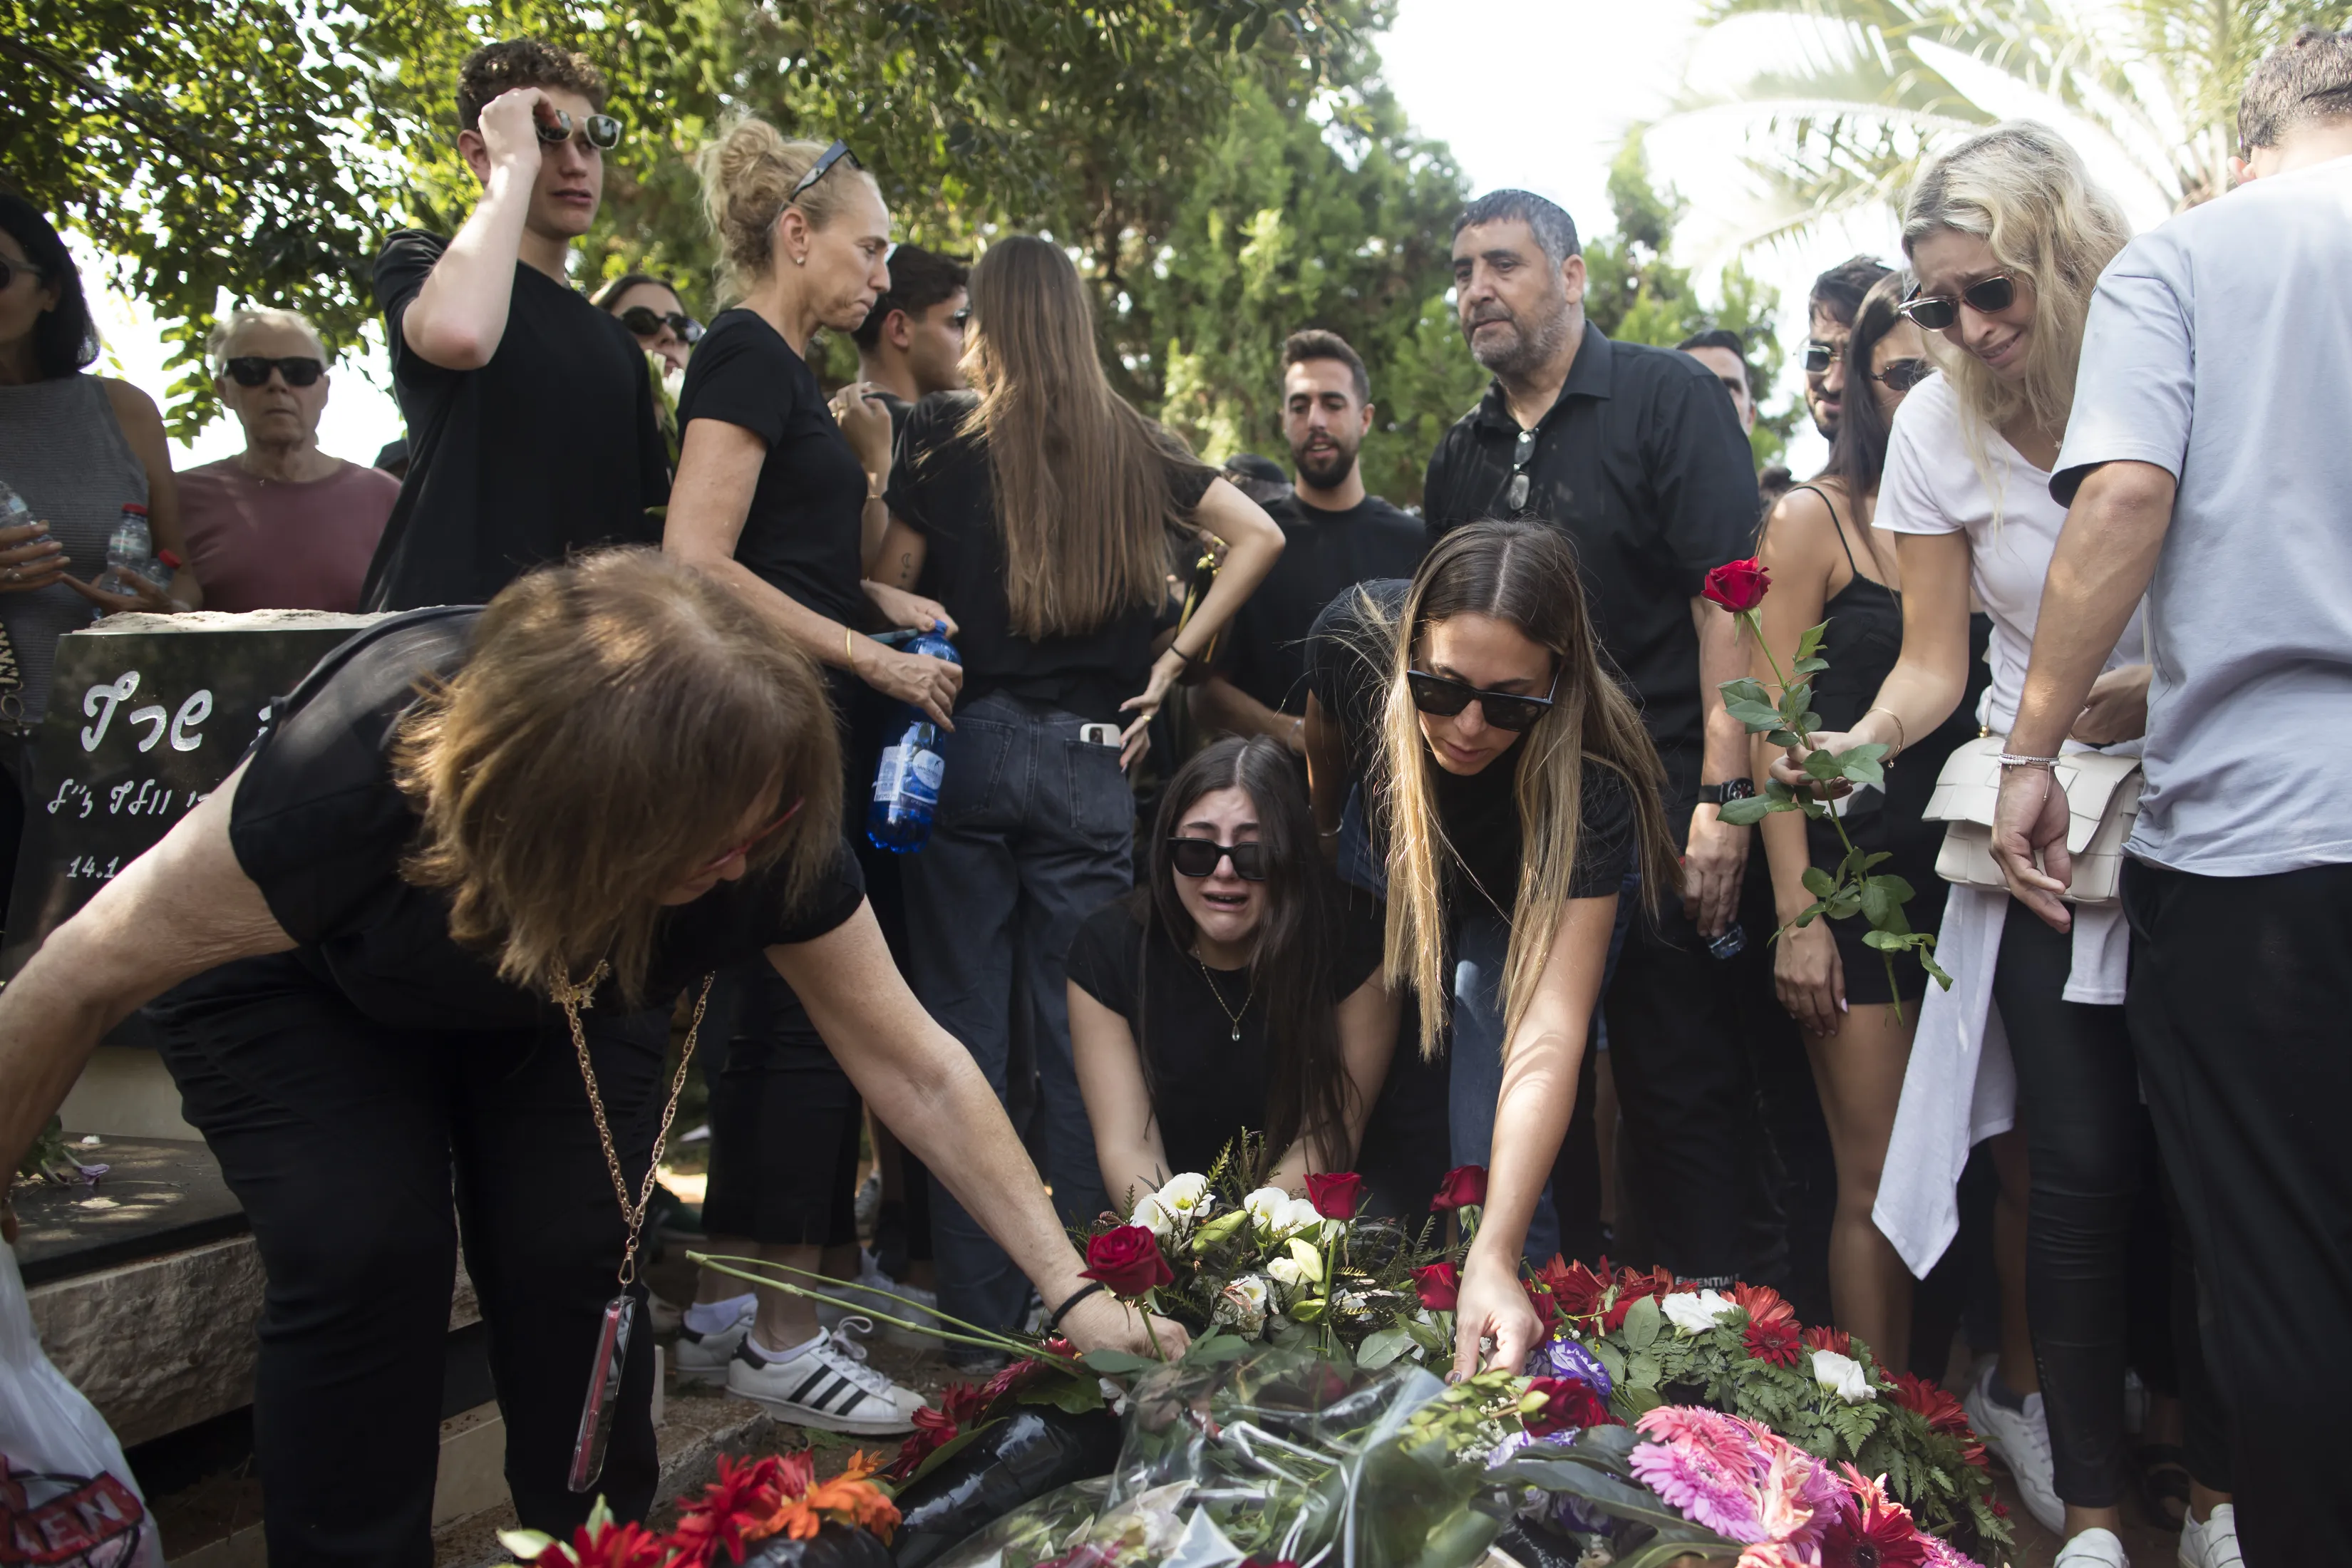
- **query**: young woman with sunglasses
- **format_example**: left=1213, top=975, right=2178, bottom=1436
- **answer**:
left=592, top=272, right=702, bottom=376
left=1775, top=124, right=2229, bottom=1564
left=1067, top=736, right=1396, bottom=1207
left=1746, top=271, right=1993, bottom=1374
left=1315, top=520, right=1678, bottom=1380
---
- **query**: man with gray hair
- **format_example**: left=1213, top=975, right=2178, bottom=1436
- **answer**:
left=1420, top=188, right=1773, bottom=1294
left=175, top=306, right=398, bottom=611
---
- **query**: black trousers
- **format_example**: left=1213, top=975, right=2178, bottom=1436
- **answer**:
left=2125, top=860, right=2352, bottom=1563
left=1991, top=912, right=2225, bottom=1507
left=700, top=961, right=862, bottom=1247
left=149, top=957, right=664, bottom=1568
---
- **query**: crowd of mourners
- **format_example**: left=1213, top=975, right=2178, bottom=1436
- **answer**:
left=0, top=24, right=2347, bottom=1568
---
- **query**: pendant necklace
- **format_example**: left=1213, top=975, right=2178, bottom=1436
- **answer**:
left=1193, top=951, right=1254, bottom=1043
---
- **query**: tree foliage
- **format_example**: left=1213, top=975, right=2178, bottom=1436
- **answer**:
left=1582, top=133, right=1793, bottom=470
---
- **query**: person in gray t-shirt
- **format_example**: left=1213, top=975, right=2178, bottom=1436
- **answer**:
left=1989, top=27, right=2352, bottom=1562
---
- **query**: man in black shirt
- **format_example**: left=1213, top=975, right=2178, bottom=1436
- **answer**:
left=365, top=39, right=669, bottom=609
left=1191, top=330, right=1428, bottom=751
left=1423, top=189, right=1770, bottom=1287
left=852, top=244, right=970, bottom=435
left=1800, top=255, right=1894, bottom=443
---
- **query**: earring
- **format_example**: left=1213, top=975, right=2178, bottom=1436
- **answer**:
left=792, top=254, right=805, bottom=267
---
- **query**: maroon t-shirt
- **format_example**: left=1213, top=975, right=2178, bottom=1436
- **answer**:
left=177, top=457, right=399, bottom=612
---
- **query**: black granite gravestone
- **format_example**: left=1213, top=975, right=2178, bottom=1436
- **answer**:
left=0, top=612, right=383, bottom=991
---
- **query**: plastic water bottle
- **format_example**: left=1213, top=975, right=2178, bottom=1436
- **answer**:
left=98, top=503, right=153, bottom=595
left=1708, top=922, right=1747, bottom=960
left=865, top=624, right=961, bottom=854
left=0, top=478, right=33, bottom=531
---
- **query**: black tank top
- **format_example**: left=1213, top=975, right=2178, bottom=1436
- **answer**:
left=1781, top=485, right=1904, bottom=734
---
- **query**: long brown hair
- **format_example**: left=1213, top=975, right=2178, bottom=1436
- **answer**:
left=1376, top=521, right=1678, bottom=1059
left=955, top=235, right=1214, bottom=639
left=1136, top=737, right=1361, bottom=1170
left=391, top=550, right=842, bottom=1004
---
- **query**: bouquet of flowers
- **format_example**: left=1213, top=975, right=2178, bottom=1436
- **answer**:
left=495, top=1450, right=900, bottom=1568
left=1518, top=1259, right=2010, bottom=1559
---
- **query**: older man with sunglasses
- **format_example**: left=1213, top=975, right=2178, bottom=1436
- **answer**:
left=175, top=307, right=398, bottom=612
left=364, top=37, right=670, bottom=612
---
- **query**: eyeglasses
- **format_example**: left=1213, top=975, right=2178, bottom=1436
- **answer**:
left=0, top=257, right=45, bottom=292
left=947, top=307, right=971, bottom=329
left=1871, top=357, right=1934, bottom=392
left=789, top=139, right=862, bottom=202
left=1167, top=837, right=1269, bottom=881
left=1502, top=426, right=1537, bottom=512
left=1899, top=275, right=2016, bottom=331
left=1802, top=339, right=1845, bottom=375
left=617, top=306, right=704, bottom=344
left=695, top=798, right=804, bottom=875
left=536, top=108, right=623, bottom=150
left=1405, top=665, right=1561, bottom=732
left=225, top=356, right=325, bottom=388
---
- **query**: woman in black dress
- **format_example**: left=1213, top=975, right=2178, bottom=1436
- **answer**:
left=1066, top=736, right=1396, bottom=1205
left=0, top=553, right=1176, bottom=1567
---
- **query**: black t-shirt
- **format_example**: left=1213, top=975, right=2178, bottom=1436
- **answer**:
left=1217, top=492, right=1427, bottom=715
left=367, top=232, right=669, bottom=611
left=186, top=608, right=864, bottom=1036
left=884, top=391, right=1217, bottom=724
left=1064, top=887, right=1386, bottom=1177
left=1304, top=577, right=1636, bottom=928
left=676, top=310, right=868, bottom=628
left=1421, top=322, right=1756, bottom=845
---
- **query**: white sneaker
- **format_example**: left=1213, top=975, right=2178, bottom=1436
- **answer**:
left=672, top=1298, right=755, bottom=1386
left=2180, top=1505, right=2244, bottom=1568
left=2055, top=1528, right=2128, bottom=1567
left=725, top=1320, right=929, bottom=1435
left=1961, top=1361, right=2063, bottom=1533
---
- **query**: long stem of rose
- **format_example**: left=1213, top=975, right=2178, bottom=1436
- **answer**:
left=1139, top=1291, right=1165, bottom=1360
left=691, top=1253, right=1077, bottom=1368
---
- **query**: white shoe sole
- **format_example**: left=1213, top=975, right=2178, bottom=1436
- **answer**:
left=725, top=1381, right=920, bottom=1435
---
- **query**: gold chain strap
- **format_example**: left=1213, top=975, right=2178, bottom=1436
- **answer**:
left=554, top=964, right=716, bottom=1288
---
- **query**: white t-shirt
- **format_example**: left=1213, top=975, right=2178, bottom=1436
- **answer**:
left=1876, top=372, right=2142, bottom=735
left=2053, top=155, right=2352, bottom=877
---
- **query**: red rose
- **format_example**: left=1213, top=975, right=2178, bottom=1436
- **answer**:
left=1305, top=1171, right=1363, bottom=1219
left=1080, top=1224, right=1174, bottom=1297
left=1743, top=1316, right=1801, bottom=1367
left=1412, top=1262, right=1460, bottom=1310
left=1430, top=1165, right=1487, bottom=1211
left=1702, top=557, right=1771, bottom=614
left=1524, top=1375, right=1617, bottom=1435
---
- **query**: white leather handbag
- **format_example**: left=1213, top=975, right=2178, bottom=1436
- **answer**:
left=1922, top=736, right=2145, bottom=907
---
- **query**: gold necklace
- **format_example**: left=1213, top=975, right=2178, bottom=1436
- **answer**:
left=1192, top=951, right=1254, bottom=1043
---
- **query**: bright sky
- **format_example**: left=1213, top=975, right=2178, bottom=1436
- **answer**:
left=95, top=0, right=1944, bottom=478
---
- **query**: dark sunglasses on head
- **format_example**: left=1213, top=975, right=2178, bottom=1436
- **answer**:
left=1802, top=339, right=1844, bottom=375
left=1405, top=666, right=1560, bottom=733
left=1899, top=275, right=2016, bottom=331
left=536, top=108, right=622, bottom=150
left=225, top=356, right=325, bottom=388
left=1871, top=357, right=1934, bottom=392
left=0, top=257, right=46, bottom=292
left=789, top=139, right=862, bottom=202
left=1167, top=837, right=1269, bottom=881
left=617, top=306, right=704, bottom=344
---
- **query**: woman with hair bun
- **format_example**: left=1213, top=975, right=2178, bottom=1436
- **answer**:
left=1778, top=121, right=2229, bottom=1564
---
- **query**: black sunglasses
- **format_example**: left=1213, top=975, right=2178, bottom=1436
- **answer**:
left=1405, top=666, right=1560, bottom=732
left=789, top=139, right=862, bottom=202
left=1899, top=275, right=2016, bottom=331
left=1871, top=357, right=1934, bottom=392
left=225, top=356, right=325, bottom=388
left=536, top=108, right=622, bottom=150
left=1802, top=339, right=1844, bottom=375
left=617, top=306, right=703, bottom=344
left=1166, top=837, right=1269, bottom=882
left=0, top=257, right=45, bottom=292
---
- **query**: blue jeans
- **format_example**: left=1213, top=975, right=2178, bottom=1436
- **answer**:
left=901, top=691, right=1128, bottom=1331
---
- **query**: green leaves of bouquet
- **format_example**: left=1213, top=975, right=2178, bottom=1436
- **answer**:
left=1701, top=559, right=1952, bottom=1005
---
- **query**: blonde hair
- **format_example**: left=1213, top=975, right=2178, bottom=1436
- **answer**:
left=698, top=116, right=877, bottom=304
left=1902, top=122, right=2130, bottom=482
left=1373, top=522, right=1678, bottom=1061
left=207, top=306, right=327, bottom=372
left=953, top=234, right=1214, bottom=639
left=391, top=550, right=842, bottom=1005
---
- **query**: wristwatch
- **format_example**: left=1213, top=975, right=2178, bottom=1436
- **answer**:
left=1698, top=779, right=1756, bottom=806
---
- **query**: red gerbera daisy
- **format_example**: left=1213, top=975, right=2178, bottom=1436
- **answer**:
left=669, top=1453, right=789, bottom=1567
left=1743, top=1314, right=1802, bottom=1367
left=1819, top=1467, right=1929, bottom=1568
left=1802, top=1323, right=1852, bottom=1357
left=1732, top=1282, right=1797, bottom=1331
left=1888, top=1373, right=1971, bottom=1437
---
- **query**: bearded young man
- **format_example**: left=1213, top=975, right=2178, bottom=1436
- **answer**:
left=1419, top=188, right=1780, bottom=1292
left=1189, top=329, right=1427, bottom=751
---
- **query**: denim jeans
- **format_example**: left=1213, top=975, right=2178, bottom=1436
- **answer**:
left=901, top=690, right=1128, bottom=1331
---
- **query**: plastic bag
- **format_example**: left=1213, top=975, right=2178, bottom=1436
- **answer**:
left=0, top=1242, right=165, bottom=1567
left=922, top=1477, right=1114, bottom=1568
left=892, top=1408, right=1123, bottom=1568
left=743, top=1518, right=901, bottom=1568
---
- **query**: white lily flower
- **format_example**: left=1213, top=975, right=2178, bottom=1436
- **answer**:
left=1269, top=1254, right=1310, bottom=1290
left=1243, top=1186, right=1290, bottom=1230
left=1130, top=1194, right=1175, bottom=1237
left=1810, top=1348, right=1876, bottom=1404
left=1285, top=1236, right=1325, bottom=1281
left=1274, top=1197, right=1327, bottom=1237
left=1155, top=1172, right=1212, bottom=1227
left=1659, top=1288, right=1738, bottom=1335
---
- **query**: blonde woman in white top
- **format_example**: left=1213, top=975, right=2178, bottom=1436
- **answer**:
left=1778, top=123, right=2227, bottom=1566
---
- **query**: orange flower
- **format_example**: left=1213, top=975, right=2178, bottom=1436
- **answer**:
left=756, top=1450, right=902, bottom=1544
